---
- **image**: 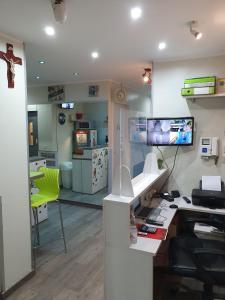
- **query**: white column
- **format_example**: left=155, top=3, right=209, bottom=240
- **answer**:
left=0, top=33, right=32, bottom=292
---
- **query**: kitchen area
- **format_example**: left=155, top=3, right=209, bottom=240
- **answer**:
left=28, top=97, right=109, bottom=217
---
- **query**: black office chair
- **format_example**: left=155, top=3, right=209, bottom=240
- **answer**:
left=169, top=216, right=225, bottom=300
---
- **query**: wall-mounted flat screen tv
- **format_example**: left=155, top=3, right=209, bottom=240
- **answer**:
left=147, top=117, right=194, bottom=146
left=59, top=103, right=74, bottom=109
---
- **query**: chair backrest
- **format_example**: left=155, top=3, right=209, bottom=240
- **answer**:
left=34, top=167, right=60, bottom=197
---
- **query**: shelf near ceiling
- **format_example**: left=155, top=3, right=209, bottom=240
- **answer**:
left=183, top=93, right=225, bottom=100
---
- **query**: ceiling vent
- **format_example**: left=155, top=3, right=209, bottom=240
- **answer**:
left=51, top=0, right=67, bottom=24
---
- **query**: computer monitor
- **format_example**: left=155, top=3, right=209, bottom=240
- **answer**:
left=147, top=117, right=194, bottom=146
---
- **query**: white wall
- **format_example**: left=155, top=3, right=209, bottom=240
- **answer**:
left=81, top=102, right=108, bottom=145
left=28, top=80, right=111, bottom=105
left=27, top=82, right=109, bottom=166
left=65, top=81, right=111, bottom=103
left=35, top=104, right=83, bottom=164
left=37, top=104, right=57, bottom=152
left=128, top=87, right=152, bottom=177
left=0, top=33, right=31, bottom=291
left=152, top=55, right=225, bottom=194
left=56, top=106, right=80, bottom=163
left=109, top=82, right=152, bottom=194
left=27, top=86, right=48, bottom=105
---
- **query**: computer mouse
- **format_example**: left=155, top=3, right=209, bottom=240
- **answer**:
left=169, top=204, right=178, bottom=209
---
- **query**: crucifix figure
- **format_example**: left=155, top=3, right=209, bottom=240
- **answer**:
left=0, top=43, right=22, bottom=88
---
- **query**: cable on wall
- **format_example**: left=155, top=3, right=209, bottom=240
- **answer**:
left=159, top=145, right=180, bottom=192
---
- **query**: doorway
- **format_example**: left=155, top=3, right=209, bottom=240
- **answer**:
left=28, top=102, right=109, bottom=208
left=28, top=111, right=39, bottom=157
left=59, top=101, right=109, bottom=208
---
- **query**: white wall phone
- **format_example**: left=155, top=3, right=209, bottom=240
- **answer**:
left=200, top=137, right=219, bottom=163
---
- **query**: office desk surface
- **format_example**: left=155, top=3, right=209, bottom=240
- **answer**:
left=130, top=199, right=177, bottom=255
left=174, top=196, right=225, bottom=215
left=130, top=196, right=225, bottom=256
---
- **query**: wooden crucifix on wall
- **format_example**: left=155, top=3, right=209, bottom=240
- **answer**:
left=0, top=43, right=22, bottom=88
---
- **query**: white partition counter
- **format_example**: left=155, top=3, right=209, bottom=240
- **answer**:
left=104, top=177, right=225, bottom=300
left=103, top=163, right=168, bottom=300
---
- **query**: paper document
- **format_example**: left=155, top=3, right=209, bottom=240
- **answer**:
left=202, top=176, right=221, bottom=191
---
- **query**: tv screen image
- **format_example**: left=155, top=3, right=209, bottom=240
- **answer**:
left=61, top=103, right=74, bottom=109
left=147, top=117, right=194, bottom=146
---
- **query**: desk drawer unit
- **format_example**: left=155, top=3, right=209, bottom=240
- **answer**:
left=30, top=159, right=48, bottom=225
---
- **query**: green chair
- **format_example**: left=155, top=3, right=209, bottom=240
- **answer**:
left=31, top=167, right=67, bottom=253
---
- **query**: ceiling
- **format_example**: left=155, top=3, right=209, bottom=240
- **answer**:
left=0, top=0, right=225, bottom=88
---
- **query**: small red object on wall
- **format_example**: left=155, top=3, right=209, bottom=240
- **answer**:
left=0, top=43, right=22, bottom=88
left=76, top=112, right=83, bottom=120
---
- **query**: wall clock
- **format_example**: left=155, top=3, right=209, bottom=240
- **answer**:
left=113, top=84, right=127, bottom=105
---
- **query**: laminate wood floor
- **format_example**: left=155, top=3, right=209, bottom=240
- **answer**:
left=59, top=188, right=108, bottom=207
left=7, top=203, right=104, bottom=300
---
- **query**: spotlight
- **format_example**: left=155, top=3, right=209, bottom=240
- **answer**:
left=91, top=51, right=99, bottom=59
left=51, top=0, right=67, bottom=24
left=189, top=20, right=202, bottom=40
left=142, top=68, right=152, bottom=84
left=158, top=42, right=167, bottom=50
left=195, top=31, right=202, bottom=40
left=130, top=7, right=142, bottom=20
left=45, top=26, right=55, bottom=36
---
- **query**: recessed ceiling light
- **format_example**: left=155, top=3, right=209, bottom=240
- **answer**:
left=91, top=51, right=99, bottom=59
left=158, top=42, right=167, bottom=50
left=130, top=7, right=142, bottom=20
left=44, top=26, right=55, bottom=36
left=73, top=72, right=79, bottom=76
left=35, top=75, right=40, bottom=80
left=38, top=60, right=46, bottom=64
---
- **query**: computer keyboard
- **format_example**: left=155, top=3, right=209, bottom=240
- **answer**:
left=146, top=208, right=164, bottom=226
left=148, top=208, right=162, bottom=221
left=136, top=207, right=152, bottom=218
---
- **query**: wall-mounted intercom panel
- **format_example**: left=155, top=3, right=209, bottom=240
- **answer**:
left=200, top=137, right=219, bottom=162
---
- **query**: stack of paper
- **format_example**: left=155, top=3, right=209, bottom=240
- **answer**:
left=202, top=176, right=221, bottom=191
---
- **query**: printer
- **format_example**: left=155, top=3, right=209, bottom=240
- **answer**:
left=192, top=180, right=225, bottom=209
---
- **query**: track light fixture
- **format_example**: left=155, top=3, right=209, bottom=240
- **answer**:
left=189, top=20, right=202, bottom=40
left=51, top=0, right=67, bottom=23
left=142, top=68, right=152, bottom=84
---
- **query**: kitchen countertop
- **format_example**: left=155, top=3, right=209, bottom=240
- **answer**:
left=29, top=156, right=46, bottom=162
left=81, top=145, right=108, bottom=150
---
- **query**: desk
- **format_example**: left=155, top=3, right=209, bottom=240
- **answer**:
left=175, top=196, right=225, bottom=215
left=104, top=190, right=225, bottom=300
left=131, top=197, right=225, bottom=256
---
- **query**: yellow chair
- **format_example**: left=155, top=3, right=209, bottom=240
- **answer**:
left=31, top=167, right=67, bottom=253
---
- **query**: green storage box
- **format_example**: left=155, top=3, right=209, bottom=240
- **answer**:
left=181, top=86, right=215, bottom=96
left=184, top=76, right=216, bottom=88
